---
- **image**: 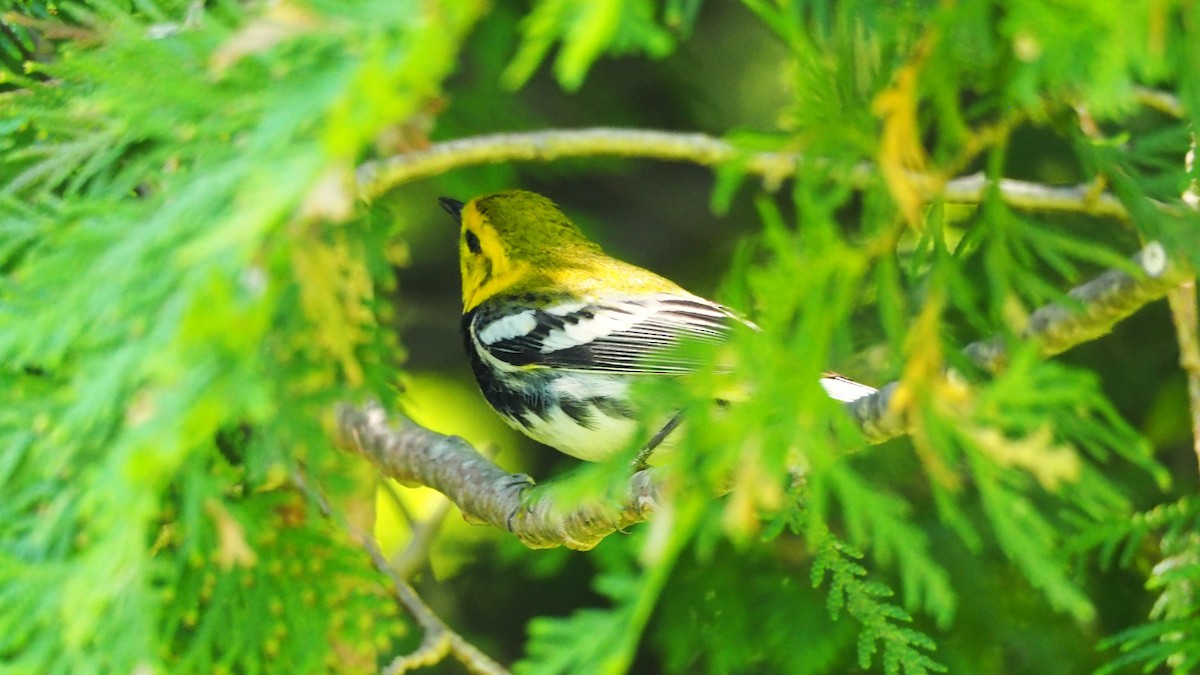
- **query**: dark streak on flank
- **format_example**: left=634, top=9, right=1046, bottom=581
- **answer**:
left=464, top=306, right=639, bottom=433
left=558, top=398, right=594, bottom=429
left=591, top=396, right=635, bottom=419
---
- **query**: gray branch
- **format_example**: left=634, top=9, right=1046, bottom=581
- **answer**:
left=850, top=242, right=1186, bottom=442
left=337, top=403, right=659, bottom=551
left=357, top=128, right=1147, bottom=219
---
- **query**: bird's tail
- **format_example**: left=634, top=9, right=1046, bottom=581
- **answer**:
left=819, top=373, right=877, bottom=402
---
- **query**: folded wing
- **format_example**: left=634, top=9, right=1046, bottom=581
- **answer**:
left=471, top=293, right=739, bottom=374
left=469, top=293, right=878, bottom=403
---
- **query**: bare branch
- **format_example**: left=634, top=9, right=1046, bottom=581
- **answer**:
left=852, top=242, right=1187, bottom=442
left=391, top=495, right=453, bottom=580
left=356, top=128, right=1139, bottom=218
left=337, top=403, right=660, bottom=551
left=971, top=243, right=1178, bottom=364
left=338, top=238, right=1186, bottom=545
left=941, top=173, right=1128, bottom=219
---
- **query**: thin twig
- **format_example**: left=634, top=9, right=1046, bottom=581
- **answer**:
left=1168, top=137, right=1200, bottom=473
left=942, top=173, right=1128, bottom=219
left=1167, top=281, right=1200, bottom=472
left=1133, top=87, right=1185, bottom=119
left=379, top=477, right=452, bottom=578
left=381, top=479, right=419, bottom=528
left=291, top=471, right=508, bottom=674
left=356, top=128, right=1139, bottom=219
left=392, top=496, right=454, bottom=580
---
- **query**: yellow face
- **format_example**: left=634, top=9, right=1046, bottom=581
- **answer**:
left=451, top=190, right=614, bottom=311
left=459, top=200, right=531, bottom=312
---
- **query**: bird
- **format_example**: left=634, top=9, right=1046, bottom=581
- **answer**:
left=438, top=190, right=875, bottom=464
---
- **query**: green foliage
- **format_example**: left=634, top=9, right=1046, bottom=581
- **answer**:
left=653, top=542, right=857, bottom=674
left=3, top=0, right=1200, bottom=673
left=503, top=0, right=675, bottom=91
left=519, top=562, right=650, bottom=675
left=155, top=484, right=400, bottom=673
left=998, top=0, right=1166, bottom=112
left=810, top=532, right=945, bottom=675
left=2, top=0, right=479, bottom=671
left=518, top=497, right=704, bottom=675
left=1089, top=497, right=1200, bottom=674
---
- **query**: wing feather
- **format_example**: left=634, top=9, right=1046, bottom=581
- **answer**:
left=471, top=293, right=743, bottom=374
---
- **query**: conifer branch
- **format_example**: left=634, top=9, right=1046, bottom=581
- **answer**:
left=357, top=128, right=1134, bottom=218
left=349, top=128, right=1192, bottom=545
left=339, top=239, right=1187, bottom=547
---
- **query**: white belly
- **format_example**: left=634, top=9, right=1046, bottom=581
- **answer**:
left=502, top=372, right=651, bottom=461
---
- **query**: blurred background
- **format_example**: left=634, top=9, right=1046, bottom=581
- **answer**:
left=368, top=3, right=1197, bottom=671
left=5, top=0, right=1195, bottom=671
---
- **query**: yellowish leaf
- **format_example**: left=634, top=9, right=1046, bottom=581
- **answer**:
left=722, top=442, right=782, bottom=542
left=902, top=292, right=964, bottom=490
left=206, top=499, right=257, bottom=570
left=970, top=425, right=1082, bottom=490
left=124, top=388, right=156, bottom=428
left=290, top=228, right=373, bottom=387
left=210, top=2, right=319, bottom=76
left=873, top=47, right=934, bottom=227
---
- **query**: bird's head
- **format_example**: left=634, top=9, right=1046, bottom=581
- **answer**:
left=439, top=190, right=602, bottom=311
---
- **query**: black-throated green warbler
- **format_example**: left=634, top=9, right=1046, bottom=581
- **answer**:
left=438, top=190, right=875, bottom=462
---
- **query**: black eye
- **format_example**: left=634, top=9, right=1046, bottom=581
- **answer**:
left=465, top=230, right=482, bottom=254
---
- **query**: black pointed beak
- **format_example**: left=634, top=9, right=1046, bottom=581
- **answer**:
left=438, top=197, right=465, bottom=223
